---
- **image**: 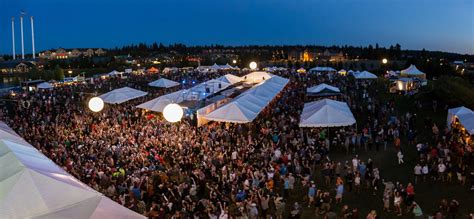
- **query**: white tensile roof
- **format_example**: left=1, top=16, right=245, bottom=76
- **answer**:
left=243, top=71, right=274, bottom=83
left=99, top=87, right=148, bottom=104
left=307, top=83, right=340, bottom=94
left=309, top=67, right=337, bottom=72
left=0, top=121, right=146, bottom=219
left=299, top=99, right=356, bottom=127
left=136, top=89, right=186, bottom=112
left=216, top=74, right=243, bottom=85
left=37, top=82, right=53, bottom=89
left=148, top=78, right=180, bottom=88
left=201, top=76, right=289, bottom=123
left=107, top=70, right=121, bottom=76
left=447, top=106, right=474, bottom=133
left=401, top=65, right=425, bottom=76
left=353, top=71, right=378, bottom=79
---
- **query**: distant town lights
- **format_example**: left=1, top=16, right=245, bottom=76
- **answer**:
left=249, top=61, right=257, bottom=70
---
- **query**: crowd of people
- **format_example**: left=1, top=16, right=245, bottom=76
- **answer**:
left=1, top=69, right=473, bottom=218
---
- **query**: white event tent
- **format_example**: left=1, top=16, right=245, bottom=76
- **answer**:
left=216, top=74, right=243, bottom=85
left=353, top=71, right=378, bottom=80
left=243, top=71, right=273, bottom=83
left=37, top=82, right=53, bottom=89
left=447, top=106, right=474, bottom=134
left=99, top=87, right=148, bottom=104
left=0, top=121, right=145, bottom=219
left=309, top=67, right=337, bottom=74
left=299, top=99, right=356, bottom=127
left=307, top=83, right=340, bottom=96
left=400, top=65, right=426, bottom=79
left=199, top=75, right=289, bottom=124
left=148, top=78, right=180, bottom=88
left=136, top=89, right=186, bottom=112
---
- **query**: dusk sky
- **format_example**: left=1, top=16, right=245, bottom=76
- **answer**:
left=1, top=0, right=473, bottom=55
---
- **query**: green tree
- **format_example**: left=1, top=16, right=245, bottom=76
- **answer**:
left=53, top=65, right=65, bottom=81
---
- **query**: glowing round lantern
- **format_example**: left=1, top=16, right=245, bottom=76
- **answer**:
left=88, top=97, right=104, bottom=112
left=163, top=103, right=183, bottom=123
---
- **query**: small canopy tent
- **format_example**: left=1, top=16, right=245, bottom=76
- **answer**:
left=457, top=114, right=474, bottom=134
left=353, top=71, right=377, bottom=80
left=297, top=68, right=307, bottom=74
left=147, top=67, right=159, bottom=73
left=148, top=78, right=180, bottom=88
left=338, top=69, right=347, bottom=76
left=216, top=74, right=243, bottom=85
left=0, top=121, right=146, bottom=219
left=401, top=65, right=426, bottom=79
left=136, top=90, right=186, bottom=112
left=99, top=87, right=148, bottom=104
left=107, top=70, right=122, bottom=76
left=299, top=99, right=356, bottom=127
left=307, top=83, right=341, bottom=97
left=37, top=82, right=53, bottom=89
left=447, top=106, right=473, bottom=131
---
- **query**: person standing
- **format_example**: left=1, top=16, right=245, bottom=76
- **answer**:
left=411, top=202, right=423, bottom=219
left=397, top=150, right=404, bottom=165
left=414, top=164, right=422, bottom=184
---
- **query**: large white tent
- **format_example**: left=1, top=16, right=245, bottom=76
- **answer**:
left=447, top=106, right=474, bottom=134
left=148, top=78, right=180, bottom=88
left=199, top=76, right=289, bottom=124
left=353, top=71, right=378, bottom=80
left=307, top=83, right=341, bottom=96
left=216, top=74, right=243, bottom=85
left=136, top=89, right=186, bottom=112
left=400, top=65, right=426, bottom=79
left=99, top=87, right=148, bottom=104
left=0, top=121, right=145, bottom=219
left=186, top=79, right=231, bottom=100
left=37, top=82, right=54, bottom=89
left=243, top=71, right=273, bottom=83
left=299, top=99, right=356, bottom=127
left=309, top=67, right=337, bottom=74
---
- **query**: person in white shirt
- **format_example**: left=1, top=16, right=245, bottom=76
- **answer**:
left=422, top=164, right=429, bottom=182
left=397, top=150, right=404, bottom=164
left=438, top=162, right=446, bottom=182
left=414, top=164, right=422, bottom=184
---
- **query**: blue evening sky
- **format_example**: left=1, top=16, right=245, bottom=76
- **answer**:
left=0, top=0, right=473, bottom=55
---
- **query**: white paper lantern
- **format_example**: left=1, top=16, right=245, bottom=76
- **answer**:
left=249, top=61, right=257, bottom=70
left=163, top=103, right=183, bottom=123
left=88, top=97, right=104, bottom=112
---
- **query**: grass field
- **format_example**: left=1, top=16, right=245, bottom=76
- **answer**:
left=283, top=79, right=474, bottom=218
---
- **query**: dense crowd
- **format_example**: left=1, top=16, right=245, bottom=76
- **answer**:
left=1, top=70, right=473, bottom=218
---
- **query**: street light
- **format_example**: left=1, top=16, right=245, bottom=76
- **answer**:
left=382, top=58, right=388, bottom=64
left=88, top=97, right=104, bottom=112
left=249, top=61, right=257, bottom=70
left=163, top=103, right=183, bottom=123
left=232, top=59, right=237, bottom=64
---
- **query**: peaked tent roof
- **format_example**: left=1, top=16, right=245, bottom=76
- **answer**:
left=136, top=90, right=186, bottom=112
left=0, top=121, right=146, bottom=219
left=108, top=70, right=121, bottom=76
left=99, top=87, right=148, bottom=104
left=299, top=99, right=356, bottom=127
left=457, top=113, right=474, bottom=134
left=353, top=71, right=377, bottom=79
left=201, top=76, right=289, bottom=123
left=37, top=82, right=53, bottom=89
left=243, top=71, right=274, bottom=83
left=309, top=67, right=337, bottom=72
left=447, top=106, right=474, bottom=131
left=307, top=83, right=341, bottom=94
left=216, top=74, right=243, bottom=85
left=401, top=65, right=425, bottom=76
left=148, top=78, right=180, bottom=88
